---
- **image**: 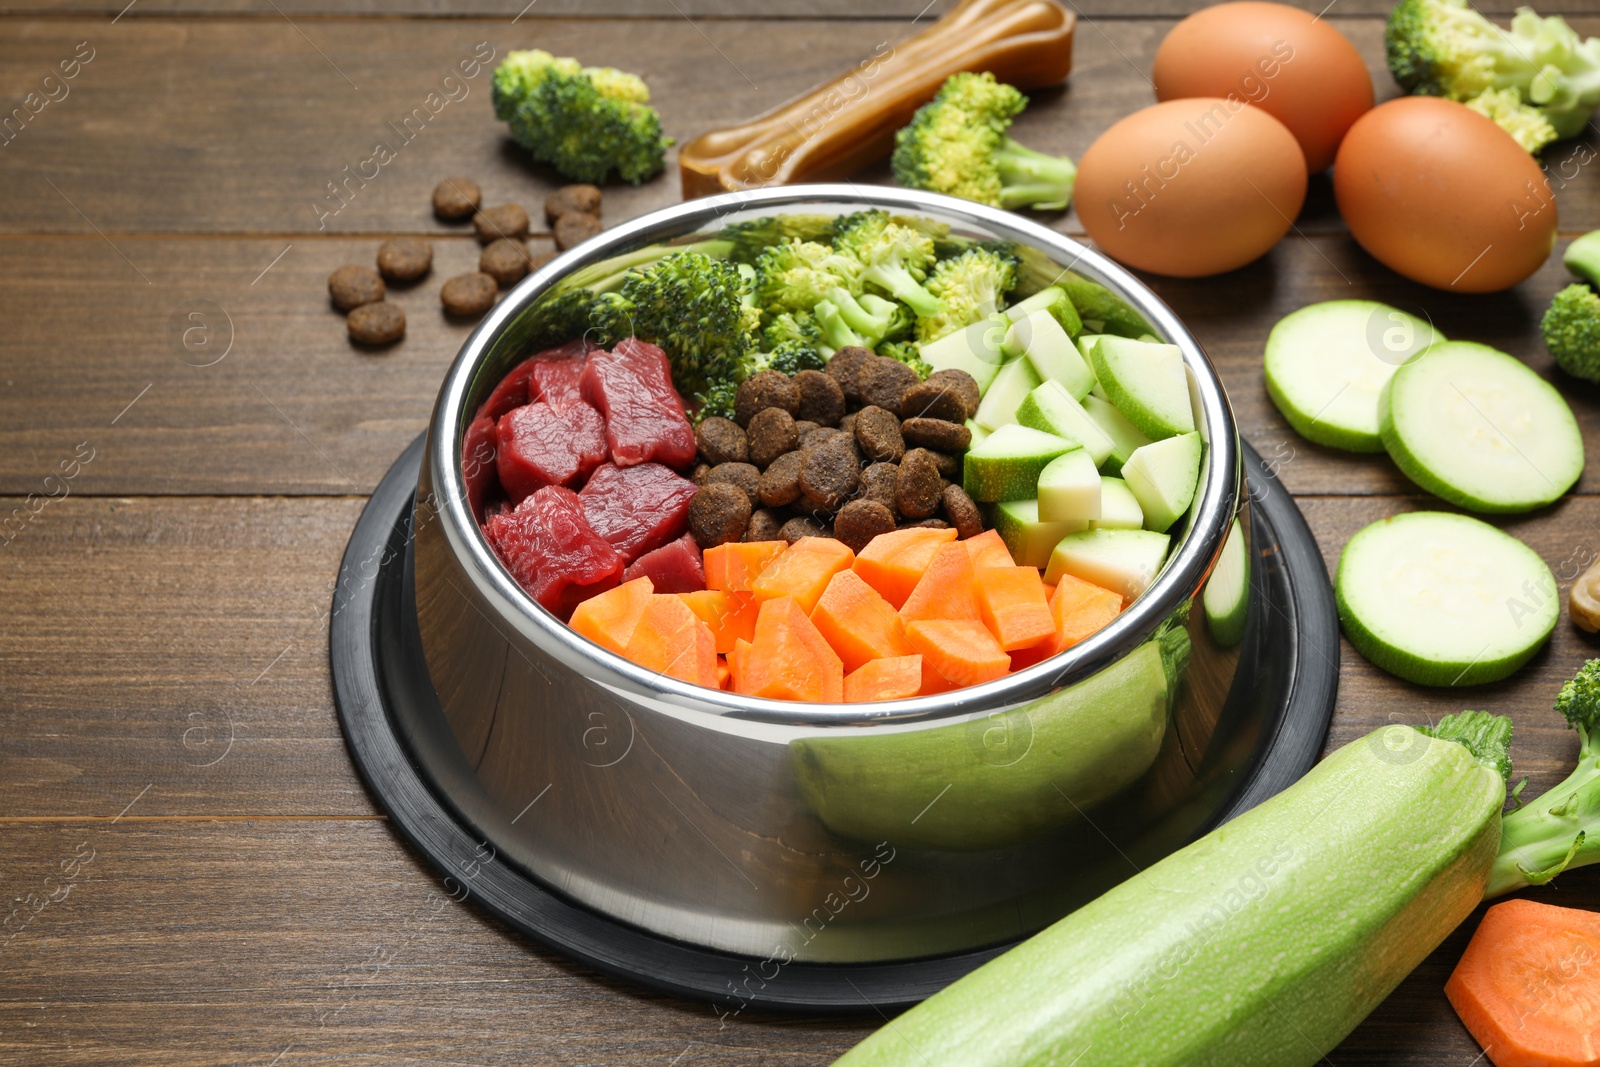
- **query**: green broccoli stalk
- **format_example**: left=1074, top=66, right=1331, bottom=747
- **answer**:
left=814, top=299, right=868, bottom=352
left=595, top=251, right=760, bottom=396
left=1486, top=660, right=1600, bottom=897
left=833, top=211, right=943, bottom=318
left=492, top=49, right=672, bottom=185
left=892, top=71, right=1077, bottom=211
left=753, top=239, right=863, bottom=315
left=1385, top=0, right=1600, bottom=146
left=824, top=287, right=897, bottom=345
left=1565, top=230, right=1600, bottom=287
left=916, top=246, right=1019, bottom=343
left=1541, top=283, right=1600, bottom=382
left=865, top=293, right=914, bottom=342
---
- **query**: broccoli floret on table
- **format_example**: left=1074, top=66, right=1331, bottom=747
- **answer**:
left=492, top=49, right=672, bottom=184
left=1541, top=283, right=1600, bottom=382
left=892, top=71, right=1077, bottom=211
left=1385, top=0, right=1600, bottom=148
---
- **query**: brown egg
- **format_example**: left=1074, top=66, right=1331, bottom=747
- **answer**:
left=1334, top=97, right=1556, bottom=293
left=1153, top=1, right=1372, bottom=173
left=1076, top=98, right=1308, bottom=278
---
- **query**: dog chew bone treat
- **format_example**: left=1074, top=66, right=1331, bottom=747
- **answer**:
left=677, top=0, right=1075, bottom=197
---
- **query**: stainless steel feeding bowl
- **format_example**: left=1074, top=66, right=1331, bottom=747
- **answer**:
left=409, top=186, right=1246, bottom=965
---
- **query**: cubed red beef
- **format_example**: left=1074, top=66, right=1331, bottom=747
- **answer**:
left=580, top=338, right=697, bottom=469
left=579, top=462, right=699, bottom=563
left=462, top=414, right=501, bottom=521
left=495, top=400, right=608, bottom=502
left=475, top=338, right=599, bottom=422
left=622, top=532, right=705, bottom=594
left=483, top=485, right=623, bottom=618
left=530, top=358, right=586, bottom=410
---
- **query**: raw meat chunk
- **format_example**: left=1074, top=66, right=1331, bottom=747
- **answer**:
left=579, top=462, right=700, bottom=563
left=484, top=486, right=623, bottom=618
left=622, top=533, right=706, bottom=594
left=495, top=401, right=608, bottom=502
left=462, top=414, right=501, bottom=520
left=580, top=338, right=696, bottom=469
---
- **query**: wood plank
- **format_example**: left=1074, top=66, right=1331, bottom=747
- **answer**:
left=0, top=817, right=1594, bottom=1065
left=4, top=231, right=1599, bottom=497
left=0, top=1, right=1588, bottom=19
left=2, top=15, right=1595, bottom=237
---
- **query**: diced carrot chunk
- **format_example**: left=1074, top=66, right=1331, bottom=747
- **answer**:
left=750, top=537, right=855, bottom=614
left=975, top=566, right=1056, bottom=651
left=568, top=576, right=655, bottom=654
left=811, top=570, right=915, bottom=673
left=737, top=596, right=844, bottom=702
left=853, top=527, right=959, bottom=609
left=900, top=542, right=981, bottom=625
left=717, top=656, right=732, bottom=691
left=1042, top=582, right=1056, bottom=601
left=704, top=541, right=786, bottom=592
left=905, top=619, right=1011, bottom=687
left=621, top=594, right=718, bottom=687
left=729, top=638, right=752, bottom=692
left=1010, top=572, right=1124, bottom=669
left=964, top=528, right=1015, bottom=570
left=1446, top=899, right=1600, bottom=1067
left=918, top=656, right=960, bottom=695
left=678, top=589, right=760, bottom=654
left=844, top=655, right=924, bottom=703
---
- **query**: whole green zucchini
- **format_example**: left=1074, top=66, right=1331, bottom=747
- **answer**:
left=834, top=713, right=1511, bottom=1067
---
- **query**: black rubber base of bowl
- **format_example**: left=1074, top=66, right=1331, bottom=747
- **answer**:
left=330, top=434, right=1338, bottom=1014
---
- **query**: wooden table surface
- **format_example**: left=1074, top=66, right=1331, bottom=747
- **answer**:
left=5, top=1, right=1600, bottom=1063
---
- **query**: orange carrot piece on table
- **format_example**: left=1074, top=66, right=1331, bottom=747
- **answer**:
left=974, top=565, right=1056, bottom=651
left=853, top=526, right=959, bottom=609
left=905, top=619, right=1012, bottom=687
left=1445, top=898, right=1600, bottom=1067
left=900, top=542, right=981, bottom=625
left=568, top=576, right=654, bottom=654
left=704, top=540, right=786, bottom=592
left=737, top=596, right=844, bottom=702
left=621, top=594, right=718, bottom=687
left=1010, top=572, right=1125, bottom=670
left=811, top=569, right=915, bottom=673
left=750, top=536, right=855, bottom=614
left=678, top=589, right=759, bottom=654
left=844, top=655, right=924, bottom=703
left=964, top=528, right=1015, bottom=570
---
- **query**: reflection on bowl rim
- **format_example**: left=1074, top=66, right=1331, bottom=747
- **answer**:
left=423, top=184, right=1240, bottom=728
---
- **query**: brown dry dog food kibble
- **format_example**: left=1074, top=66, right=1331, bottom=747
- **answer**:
left=838, top=412, right=857, bottom=438
left=902, top=374, right=972, bottom=423
left=856, top=357, right=921, bottom=416
left=746, top=407, right=798, bottom=468
left=853, top=406, right=905, bottom=463
left=899, top=518, right=951, bottom=530
left=859, top=463, right=899, bottom=513
left=328, top=264, right=384, bottom=311
left=799, top=426, right=841, bottom=455
left=895, top=449, right=944, bottom=519
left=347, top=301, right=406, bottom=346
left=688, top=483, right=752, bottom=549
left=707, top=462, right=761, bottom=507
left=923, top=369, right=982, bottom=421
left=941, top=484, right=983, bottom=540
left=473, top=203, right=531, bottom=243
left=695, top=417, right=748, bottom=466
left=544, top=184, right=602, bottom=222
left=554, top=212, right=603, bottom=251
left=902, top=417, right=971, bottom=453
left=929, top=450, right=962, bottom=481
left=799, top=437, right=862, bottom=513
left=735, top=371, right=799, bottom=426
left=780, top=516, right=830, bottom=543
left=479, top=239, right=532, bottom=288
left=432, top=177, right=482, bottom=221
left=376, top=238, right=433, bottom=283
left=440, top=272, right=498, bottom=318
left=793, top=370, right=845, bottom=427
left=746, top=508, right=786, bottom=542
left=691, top=463, right=712, bottom=486
left=825, top=346, right=873, bottom=407
left=757, top=451, right=804, bottom=508
left=833, top=499, right=896, bottom=553
left=794, top=420, right=820, bottom=438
